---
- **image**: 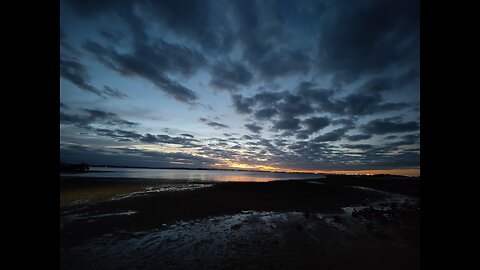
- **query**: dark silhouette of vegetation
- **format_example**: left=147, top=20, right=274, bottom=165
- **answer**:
left=60, top=162, right=90, bottom=172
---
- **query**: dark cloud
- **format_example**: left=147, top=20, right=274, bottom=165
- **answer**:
left=199, top=118, right=229, bottom=129
left=271, top=135, right=420, bottom=171
left=402, top=134, right=420, bottom=143
left=241, top=135, right=253, bottom=140
left=117, top=138, right=133, bottom=142
left=102, top=85, right=128, bottom=98
left=83, top=40, right=202, bottom=104
left=331, top=118, right=356, bottom=128
left=231, top=1, right=280, bottom=62
left=231, top=94, right=254, bottom=114
left=110, top=129, right=142, bottom=139
left=60, top=57, right=103, bottom=96
left=276, top=92, right=314, bottom=117
left=180, top=133, right=194, bottom=138
left=273, top=139, right=288, bottom=147
left=93, top=128, right=200, bottom=147
left=60, top=112, right=90, bottom=127
left=83, top=109, right=137, bottom=126
left=272, top=117, right=301, bottom=131
left=138, top=133, right=158, bottom=144
left=244, top=123, right=263, bottom=134
left=394, top=65, right=420, bottom=90
left=382, top=133, right=419, bottom=148
left=340, top=93, right=409, bottom=116
left=298, top=85, right=409, bottom=116
left=357, top=65, right=420, bottom=94
left=62, top=0, right=124, bottom=17
left=303, top=116, right=330, bottom=133
left=60, top=37, right=82, bottom=56
left=229, top=0, right=312, bottom=80
left=362, top=117, right=419, bottom=135
left=313, top=127, right=348, bottom=142
left=209, top=60, right=253, bottom=91
left=143, top=0, right=234, bottom=53
left=297, top=82, right=335, bottom=100
left=233, top=83, right=408, bottom=133
left=297, top=85, right=342, bottom=114
left=60, top=31, right=82, bottom=56
left=138, top=134, right=199, bottom=147
left=233, top=89, right=315, bottom=123
left=61, top=144, right=216, bottom=168
left=287, top=141, right=309, bottom=151
left=341, top=144, right=374, bottom=150
left=229, top=145, right=241, bottom=150
left=60, top=109, right=137, bottom=129
left=280, top=130, right=295, bottom=137
left=298, top=82, right=409, bottom=116
left=99, top=29, right=123, bottom=44
left=358, top=76, right=393, bottom=94
left=66, top=0, right=234, bottom=52
left=253, top=91, right=284, bottom=107
left=295, top=131, right=310, bottom=140
left=315, top=0, right=419, bottom=83
left=345, top=134, right=372, bottom=142
left=255, top=49, right=310, bottom=80
left=60, top=56, right=130, bottom=98
left=294, top=116, right=331, bottom=139
left=254, top=108, right=278, bottom=120
left=94, top=128, right=142, bottom=141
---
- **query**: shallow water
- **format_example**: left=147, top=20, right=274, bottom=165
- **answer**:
left=61, top=203, right=419, bottom=270
left=61, top=167, right=325, bottom=182
left=60, top=182, right=213, bottom=207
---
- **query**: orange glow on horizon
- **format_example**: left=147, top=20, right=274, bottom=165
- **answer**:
left=214, top=162, right=420, bottom=176
left=304, top=168, right=420, bottom=177
left=225, top=162, right=279, bottom=172
left=214, top=161, right=419, bottom=177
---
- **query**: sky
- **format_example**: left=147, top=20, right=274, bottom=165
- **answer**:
left=60, top=0, right=420, bottom=176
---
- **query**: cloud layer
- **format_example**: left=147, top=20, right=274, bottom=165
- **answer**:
left=60, top=0, right=420, bottom=172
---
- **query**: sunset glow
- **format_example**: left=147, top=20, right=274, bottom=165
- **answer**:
left=214, top=161, right=419, bottom=177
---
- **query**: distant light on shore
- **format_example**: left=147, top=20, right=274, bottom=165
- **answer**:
left=209, top=161, right=419, bottom=177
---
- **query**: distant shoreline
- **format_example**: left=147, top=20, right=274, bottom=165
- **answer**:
left=86, top=164, right=320, bottom=175
left=63, top=164, right=419, bottom=178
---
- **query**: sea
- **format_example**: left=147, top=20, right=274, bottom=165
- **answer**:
left=60, top=166, right=325, bottom=182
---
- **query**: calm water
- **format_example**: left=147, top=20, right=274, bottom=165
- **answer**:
left=61, top=167, right=325, bottom=182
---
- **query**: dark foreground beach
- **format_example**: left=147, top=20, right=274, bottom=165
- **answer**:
left=60, top=175, right=420, bottom=270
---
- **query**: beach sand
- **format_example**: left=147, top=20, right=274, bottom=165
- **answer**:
left=60, top=175, right=420, bottom=270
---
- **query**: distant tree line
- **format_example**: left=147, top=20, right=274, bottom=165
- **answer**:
left=60, top=162, right=90, bottom=172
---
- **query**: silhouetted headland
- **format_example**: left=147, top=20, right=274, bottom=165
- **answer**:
left=60, top=162, right=90, bottom=173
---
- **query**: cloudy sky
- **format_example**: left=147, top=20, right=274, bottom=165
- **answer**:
left=60, top=0, right=420, bottom=175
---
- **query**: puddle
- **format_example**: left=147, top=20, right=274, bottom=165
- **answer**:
left=62, top=205, right=419, bottom=270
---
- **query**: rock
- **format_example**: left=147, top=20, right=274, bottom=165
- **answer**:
left=332, top=215, right=342, bottom=223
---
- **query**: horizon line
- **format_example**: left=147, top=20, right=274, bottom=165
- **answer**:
left=61, top=162, right=420, bottom=177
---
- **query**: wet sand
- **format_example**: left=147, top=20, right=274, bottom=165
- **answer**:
left=60, top=175, right=420, bottom=270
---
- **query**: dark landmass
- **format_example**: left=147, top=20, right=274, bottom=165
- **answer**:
left=60, top=162, right=90, bottom=173
left=60, top=174, right=419, bottom=270
left=313, top=174, right=420, bottom=196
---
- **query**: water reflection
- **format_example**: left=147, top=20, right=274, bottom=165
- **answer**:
left=61, top=167, right=325, bottom=182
